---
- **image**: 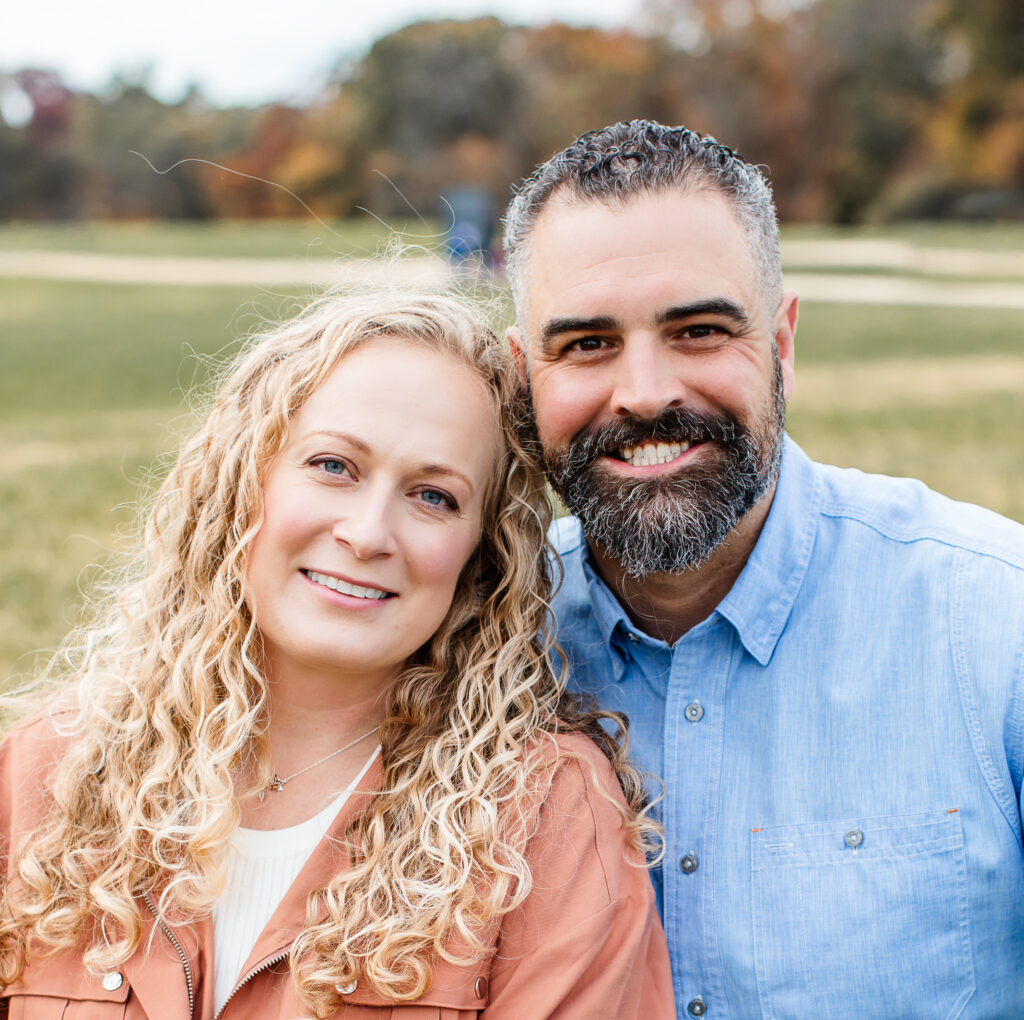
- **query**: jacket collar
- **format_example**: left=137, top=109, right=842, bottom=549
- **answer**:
left=114, top=756, right=387, bottom=1019
left=211, top=753, right=488, bottom=1012
left=209, top=753, right=386, bottom=1012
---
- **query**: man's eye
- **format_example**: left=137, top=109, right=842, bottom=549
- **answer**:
left=682, top=324, right=724, bottom=340
left=569, top=336, right=609, bottom=352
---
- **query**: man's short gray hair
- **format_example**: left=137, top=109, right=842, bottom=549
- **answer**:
left=503, top=119, right=783, bottom=323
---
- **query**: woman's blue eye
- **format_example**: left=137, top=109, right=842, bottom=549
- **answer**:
left=317, top=458, right=347, bottom=475
left=419, top=489, right=454, bottom=509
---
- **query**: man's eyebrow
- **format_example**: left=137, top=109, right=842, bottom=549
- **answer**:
left=538, top=315, right=619, bottom=353
left=657, top=299, right=752, bottom=329
left=537, top=301, right=754, bottom=353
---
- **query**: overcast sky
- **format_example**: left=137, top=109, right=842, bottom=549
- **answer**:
left=4, top=0, right=640, bottom=107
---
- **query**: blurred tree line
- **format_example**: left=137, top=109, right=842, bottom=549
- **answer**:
left=1, top=0, right=1022, bottom=225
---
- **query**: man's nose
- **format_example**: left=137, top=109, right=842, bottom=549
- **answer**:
left=331, top=488, right=397, bottom=559
left=610, top=336, right=687, bottom=420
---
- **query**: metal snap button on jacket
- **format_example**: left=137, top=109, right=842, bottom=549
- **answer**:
left=684, top=702, right=704, bottom=723
left=844, top=828, right=864, bottom=849
left=688, top=996, right=707, bottom=1016
left=680, top=853, right=699, bottom=874
left=101, top=972, right=124, bottom=992
left=474, top=976, right=488, bottom=998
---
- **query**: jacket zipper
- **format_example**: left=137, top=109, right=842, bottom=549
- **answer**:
left=214, top=949, right=290, bottom=1019
left=143, top=893, right=196, bottom=1020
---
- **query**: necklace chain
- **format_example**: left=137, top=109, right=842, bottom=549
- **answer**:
left=260, top=725, right=378, bottom=800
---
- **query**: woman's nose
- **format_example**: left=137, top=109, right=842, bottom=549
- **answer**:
left=331, top=490, right=397, bottom=559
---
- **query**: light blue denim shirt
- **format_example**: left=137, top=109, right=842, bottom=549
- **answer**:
left=550, top=437, right=1024, bottom=1020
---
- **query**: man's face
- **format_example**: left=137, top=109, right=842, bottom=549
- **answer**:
left=510, top=188, right=798, bottom=578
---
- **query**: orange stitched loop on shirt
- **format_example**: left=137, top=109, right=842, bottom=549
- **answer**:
left=948, top=808, right=959, bottom=813
left=751, top=828, right=763, bottom=832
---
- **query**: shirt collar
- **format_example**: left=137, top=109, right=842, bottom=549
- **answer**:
left=714, top=436, right=820, bottom=664
left=581, top=548, right=637, bottom=669
left=575, top=435, right=820, bottom=668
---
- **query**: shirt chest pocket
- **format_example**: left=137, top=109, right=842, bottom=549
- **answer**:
left=750, top=809, right=975, bottom=1020
left=3, top=967, right=130, bottom=1020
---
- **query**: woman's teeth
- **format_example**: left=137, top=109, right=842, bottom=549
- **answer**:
left=304, top=570, right=390, bottom=599
left=618, top=441, right=691, bottom=466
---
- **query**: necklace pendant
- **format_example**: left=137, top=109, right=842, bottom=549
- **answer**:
left=258, top=774, right=287, bottom=801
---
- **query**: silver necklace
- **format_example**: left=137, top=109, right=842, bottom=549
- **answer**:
left=260, top=726, right=378, bottom=801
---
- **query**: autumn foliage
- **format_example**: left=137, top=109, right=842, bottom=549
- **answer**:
left=1, top=0, right=1022, bottom=225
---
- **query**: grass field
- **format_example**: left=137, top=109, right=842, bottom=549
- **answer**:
left=2, top=219, right=1023, bottom=685
left=0, top=219, right=440, bottom=259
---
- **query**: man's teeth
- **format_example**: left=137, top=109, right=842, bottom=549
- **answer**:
left=305, top=571, right=390, bottom=600
left=619, top=441, right=690, bottom=466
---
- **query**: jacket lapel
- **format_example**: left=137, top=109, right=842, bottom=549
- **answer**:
left=214, top=756, right=385, bottom=1004
left=120, top=908, right=204, bottom=1020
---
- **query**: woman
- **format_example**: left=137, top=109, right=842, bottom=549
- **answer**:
left=0, top=293, right=671, bottom=1018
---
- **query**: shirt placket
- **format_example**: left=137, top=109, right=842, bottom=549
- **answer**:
left=664, top=625, right=731, bottom=1020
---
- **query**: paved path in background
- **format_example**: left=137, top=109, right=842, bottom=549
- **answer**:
left=780, top=239, right=1024, bottom=277
left=0, top=251, right=450, bottom=288
left=2, top=248, right=1024, bottom=309
left=785, top=272, right=1024, bottom=309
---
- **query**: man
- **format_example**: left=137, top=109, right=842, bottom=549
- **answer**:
left=503, top=120, right=1024, bottom=1019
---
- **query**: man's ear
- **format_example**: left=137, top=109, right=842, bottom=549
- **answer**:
left=774, top=291, right=799, bottom=401
left=507, top=326, right=529, bottom=385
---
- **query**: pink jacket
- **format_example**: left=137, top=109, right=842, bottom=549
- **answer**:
left=0, top=718, right=674, bottom=1018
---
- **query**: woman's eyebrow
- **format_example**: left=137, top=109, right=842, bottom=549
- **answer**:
left=417, top=463, right=475, bottom=494
left=303, top=429, right=372, bottom=454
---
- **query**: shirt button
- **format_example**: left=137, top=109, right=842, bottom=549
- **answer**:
left=688, top=997, right=708, bottom=1016
left=335, top=979, right=358, bottom=995
left=474, top=976, right=488, bottom=998
left=844, top=828, right=864, bottom=849
left=101, top=972, right=124, bottom=992
left=684, top=701, right=704, bottom=723
left=680, top=853, right=699, bottom=874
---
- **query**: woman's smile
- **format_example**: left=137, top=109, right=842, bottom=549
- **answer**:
left=300, top=568, right=395, bottom=602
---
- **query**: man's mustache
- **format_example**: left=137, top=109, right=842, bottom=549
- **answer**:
left=562, top=408, right=743, bottom=467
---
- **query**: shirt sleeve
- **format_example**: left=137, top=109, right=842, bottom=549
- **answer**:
left=482, top=735, right=674, bottom=1020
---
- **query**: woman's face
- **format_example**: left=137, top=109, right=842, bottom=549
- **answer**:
left=246, top=339, right=501, bottom=692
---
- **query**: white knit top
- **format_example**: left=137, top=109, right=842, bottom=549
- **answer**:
left=212, top=746, right=380, bottom=1013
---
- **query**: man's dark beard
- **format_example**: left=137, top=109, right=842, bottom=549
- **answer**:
left=542, top=357, right=786, bottom=579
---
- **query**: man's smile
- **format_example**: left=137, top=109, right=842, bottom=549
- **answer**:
left=617, top=440, right=693, bottom=465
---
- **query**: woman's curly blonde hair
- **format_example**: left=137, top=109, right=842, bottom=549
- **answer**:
left=0, top=291, right=657, bottom=1015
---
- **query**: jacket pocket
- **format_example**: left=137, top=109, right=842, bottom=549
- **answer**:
left=750, top=809, right=975, bottom=1020
left=385, top=1010, right=476, bottom=1019
left=5, top=996, right=128, bottom=1020
left=3, top=966, right=130, bottom=1020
